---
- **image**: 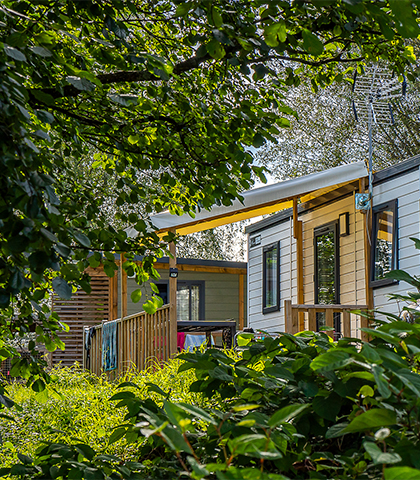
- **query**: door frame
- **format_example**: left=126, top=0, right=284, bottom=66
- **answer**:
left=313, top=220, right=340, bottom=305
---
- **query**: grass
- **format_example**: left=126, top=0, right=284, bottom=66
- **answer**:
left=0, top=356, right=204, bottom=468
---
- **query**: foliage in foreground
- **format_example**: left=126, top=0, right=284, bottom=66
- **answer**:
left=0, top=357, right=201, bottom=472
left=3, top=271, right=420, bottom=479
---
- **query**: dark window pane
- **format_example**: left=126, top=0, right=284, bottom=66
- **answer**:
left=264, top=247, right=278, bottom=309
left=316, top=230, right=336, bottom=305
left=374, top=209, right=394, bottom=281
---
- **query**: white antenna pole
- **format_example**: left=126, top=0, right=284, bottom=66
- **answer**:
left=352, top=64, right=404, bottom=211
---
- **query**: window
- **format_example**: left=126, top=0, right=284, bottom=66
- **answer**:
left=155, top=281, right=205, bottom=321
left=263, top=242, right=280, bottom=314
left=371, top=200, right=398, bottom=287
left=176, top=281, right=205, bottom=321
left=314, top=222, right=339, bottom=305
left=314, top=222, right=340, bottom=335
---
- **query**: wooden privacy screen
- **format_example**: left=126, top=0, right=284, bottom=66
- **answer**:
left=52, top=267, right=117, bottom=367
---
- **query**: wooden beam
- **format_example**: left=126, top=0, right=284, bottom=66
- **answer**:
left=293, top=197, right=299, bottom=239
left=169, top=241, right=178, bottom=357
left=239, top=274, right=244, bottom=330
left=138, top=261, right=246, bottom=276
left=360, top=178, right=373, bottom=342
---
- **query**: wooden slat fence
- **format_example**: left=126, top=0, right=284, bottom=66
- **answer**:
left=52, top=271, right=112, bottom=367
left=84, top=304, right=171, bottom=376
left=284, top=300, right=369, bottom=340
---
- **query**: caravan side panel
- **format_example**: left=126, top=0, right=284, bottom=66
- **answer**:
left=373, top=167, right=420, bottom=316
left=248, top=218, right=296, bottom=332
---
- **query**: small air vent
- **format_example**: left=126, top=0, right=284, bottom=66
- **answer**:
left=250, top=235, right=261, bottom=248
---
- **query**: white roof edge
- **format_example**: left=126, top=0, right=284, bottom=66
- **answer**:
left=149, top=162, right=368, bottom=231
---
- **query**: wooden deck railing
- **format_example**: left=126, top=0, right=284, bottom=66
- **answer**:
left=284, top=300, right=369, bottom=340
left=83, top=304, right=171, bottom=377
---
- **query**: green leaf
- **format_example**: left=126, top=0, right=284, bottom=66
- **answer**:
left=302, top=29, right=324, bottom=55
left=147, top=383, right=168, bottom=397
left=52, top=277, right=72, bottom=300
left=109, top=427, right=127, bottom=444
left=206, top=39, right=225, bottom=59
left=384, top=467, right=420, bottom=480
left=131, top=288, right=142, bottom=303
left=4, top=44, right=27, bottom=62
left=178, top=403, right=217, bottom=425
left=0, top=394, right=14, bottom=409
left=30, top=46, right=52, bottom=57
left=372, top=365, right=391, bottom=399
left=66, top=76, right=96, bottom=92
left=313, top=394, right=341, bottom=421
left=211, top=8, right=223, bottom=28
left=343, top=409, right=397, bottom=434
left=40, top=227, right=58, bottom=243
left=161, top=424, right=193, bottom=453
left=73, top=231, right=91, bottom=247
left=31, top=90, right=55, bottom=106
left=385, top=269, right=420, bottom=289
left=264, top=21, right=287, bottom=47
left=310, top=350, right=351, bottom=371
left=228, top=434, right=282, bottom=460
left=252, top=133, right=265, bottom=148
left=175, top=2, right=192, bottom=17
left=389, top=0, right=420, bottom=38
left=268, top=404, right=309, bottom=428
left=394, top=369, right=420, bottom=397
left=31, top=378, right=46, bottom=393
left=74, top=443, right=96, bottom=460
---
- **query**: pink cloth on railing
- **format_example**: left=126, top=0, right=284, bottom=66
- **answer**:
left=177, top=332, right=185, bottom=351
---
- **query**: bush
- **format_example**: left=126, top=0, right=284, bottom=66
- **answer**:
left=2, top=256, right=420, bottom=479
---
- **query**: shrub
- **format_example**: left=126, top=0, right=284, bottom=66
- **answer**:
left=2, top=251, right=420, bottom=479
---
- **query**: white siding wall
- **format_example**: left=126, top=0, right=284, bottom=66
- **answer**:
left=248, top=218, right=296, bottom=332
left=373, top=167, right=420, bottom=317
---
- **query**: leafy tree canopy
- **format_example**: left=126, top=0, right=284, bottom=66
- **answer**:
left=0, top=0, right=419, bottom=377
left=256, top=62, right=420, bottom=181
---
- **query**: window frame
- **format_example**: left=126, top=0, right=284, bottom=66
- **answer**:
left=155, top=280, right=206, bottom=320
left=314, top=221, right=340, bottom=305
left=262, top=241, right=280, bottom=314
left=370, top=199, right=398, bottom=288
left=176, top=280, right=205, bottom=321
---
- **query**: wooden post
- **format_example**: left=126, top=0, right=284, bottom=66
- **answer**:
left=342, top=310, right=351, bottom=338
left=284, top=300, right=292, bottom=333
left=308, top=308, right=316, bottom=332
left=325, top=309, right=334, bottom=338
left=293, top=198, right=304, bottom=331
left=169, top=241, right=178, bottom=357
left=119, top=253, right=127, bottom=374
left=360, top=178, right=373, bottom=341
left=239, top=274, right=245, bottom=330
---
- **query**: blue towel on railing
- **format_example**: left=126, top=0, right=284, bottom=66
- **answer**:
left=102, top=320, right=117, bottom=371
left=184, top=334, right=214, bottom=352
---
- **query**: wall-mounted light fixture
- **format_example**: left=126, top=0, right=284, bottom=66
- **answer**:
left=339, top=212, right=350, bottom=237
left=169, top=268, right=178, bottom=278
